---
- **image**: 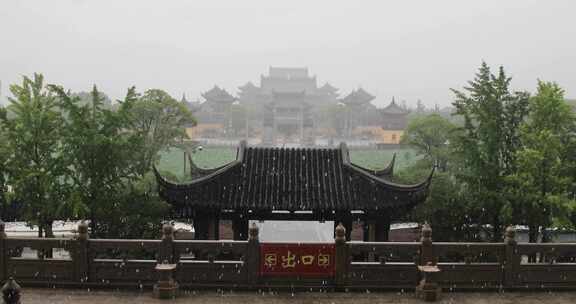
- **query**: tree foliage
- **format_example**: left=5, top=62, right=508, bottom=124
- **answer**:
left=127, top=89, right=195, bottom=177
left=400, top=113, right=458, bottom=172
left=0, top=75, right=189, bottom=238
left=506, top=81, right=576, bottom=242
left=0, top=106, right=11, bottom=220
left=0, top=74, right=70, bottom=237
left=450, top=62, right=530, bottom=241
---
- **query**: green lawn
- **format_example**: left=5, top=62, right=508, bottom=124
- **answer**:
left=158, top=146, right=419, bottom=179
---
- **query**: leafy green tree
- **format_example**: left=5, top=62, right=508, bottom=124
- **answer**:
left=126, top=89, right=195, bottom=176
left=0, top=74, right=70, bottom=237
left=0, top=107, right=11, bottom=220
left=400, top=114, right=458, bottom=172
left=398, top=114, right=477, bottom=241
left=398, top=166, right=480, bottom=242
left=506, top=81, right=576, bottom=242
left=50, top=85, right=147, bottom=236
left=451, top=62, right=530, bottom=241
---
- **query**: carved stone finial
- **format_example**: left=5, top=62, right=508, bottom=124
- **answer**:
left=162, top=223, right=174, bottom=241
left=249, top=222, right=259, bottom=241
left=505, top=225, right=516, bottom=245
left=2, top=277, right=21, bottom=304
left=335, top=222, right=346, bottom=244
left=77, top=221, right=89, bottom=241
left=421, top=222, right=432, bottom=245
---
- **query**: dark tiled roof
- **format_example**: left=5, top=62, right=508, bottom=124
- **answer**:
left=154, top=142, right=432, bottom=214
left=341, top=88, right=375, bottom=106
left=382, top=99, right=409, bottom=115
left=201, top=86, right=237, bottom=103
left=317, top=83, right=339, bottom=93
left=238, top=82, right=259, bottom=92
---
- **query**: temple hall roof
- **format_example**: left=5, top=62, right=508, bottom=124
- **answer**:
left=341, top=88, right=375, bottom=106
left=381, top=98, right=410, bottom=115
left=317, top=83, right=339, bottom=94
left=201, top=86, right=237, bottom=104
left=154, top=142, right=432, bottom=217
left=238, top=82, right=259, bottom=92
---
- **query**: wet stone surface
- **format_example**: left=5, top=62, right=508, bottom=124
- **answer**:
left=22, top=289, right=576, bottom=304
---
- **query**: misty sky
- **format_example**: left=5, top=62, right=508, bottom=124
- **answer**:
left=1, top=0, right=574, bottom=108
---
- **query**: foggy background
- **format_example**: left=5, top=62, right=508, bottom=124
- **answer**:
left=0, top=0, right=574, bottom=107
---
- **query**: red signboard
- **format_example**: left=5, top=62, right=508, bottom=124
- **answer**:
left=260, top=243, right=335, bottom=277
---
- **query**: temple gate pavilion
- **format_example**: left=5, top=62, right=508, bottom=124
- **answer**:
left=154, top=141, right=433, bottom=241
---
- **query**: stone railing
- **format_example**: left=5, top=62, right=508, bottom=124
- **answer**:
left=1, top=221, right=576, bottom=292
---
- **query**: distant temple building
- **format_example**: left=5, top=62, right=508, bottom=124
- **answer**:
left=186, top=67, right=410, bottom=146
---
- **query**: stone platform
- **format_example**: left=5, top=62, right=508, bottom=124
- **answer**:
left=21, top=289, right=576, bottom=304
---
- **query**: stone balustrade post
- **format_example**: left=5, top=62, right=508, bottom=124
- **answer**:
left=245, top=223, right=260, bottom=286
left=74, top=221, right=89, bottom=284
left=1, top=277, right=21, bottom=304
left=419, top=222, right=436, bottom=265
left=334, top=222, right=349, bottom=290
left=503, top=225, right=519, bottom=288
left=417, top=222, right=441, bottom=301
left=159, top=222, right=175, bottom=264
left=154, top=222, right=178, bottom=299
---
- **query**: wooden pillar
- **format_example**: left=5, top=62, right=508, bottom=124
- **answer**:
left=193, top=218, right=206, bottom=240
left=363, top=220, right=376, bottom=242
left=363, top=214, right=390, bottom=242
left=193, top=211, right=219, bottom=240
left=208, top=217, right=219, bottom=240
left=232, top=215, right=249, bottom=241
left=374, top=215, right=391, bottom=242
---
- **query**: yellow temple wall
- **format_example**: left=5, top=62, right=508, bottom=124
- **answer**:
left=352, top=126, right=404, bottom=144
left=186, top=123, right=224, bottom=139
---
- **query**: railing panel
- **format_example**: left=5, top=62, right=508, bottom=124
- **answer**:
left=174, top=240, right=248, bottom=261
left=436, top=263, right=503, bottom=288
left=89, top=260, right=157, bottom=286
left=88, top=239, right=161, bottom=260
left=433, top=243, right=505, bottom=264
left=517, top=264, right=576, bottom=288
left=5, top=238, right=74, bottom=260
left=348, top=242, right=420, bottom=263
left=348, top=263, right=417, bottom=288
left=176, top=261, right=245, bottom=285
left=7, top=259, right=74, bottom=282
left=517, top=243, right=576, bottom=264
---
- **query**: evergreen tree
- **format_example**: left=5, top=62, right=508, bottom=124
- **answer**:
left=507, top=81, right=576, bottom=242
left=451, top=62, right=530, bottom=241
